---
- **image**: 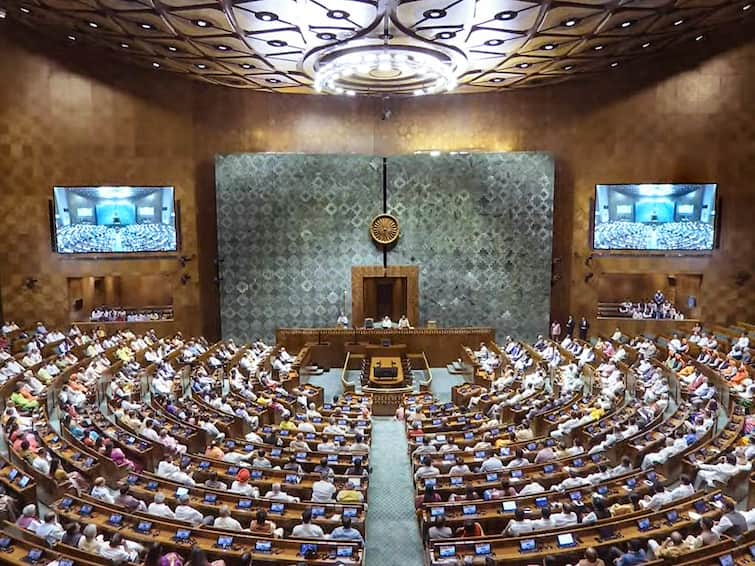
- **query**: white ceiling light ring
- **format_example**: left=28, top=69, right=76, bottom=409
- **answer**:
left=312, top=44, right=460, bottom=95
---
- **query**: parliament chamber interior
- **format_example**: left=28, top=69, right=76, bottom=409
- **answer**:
left=0, top=1, right=753, bottom=566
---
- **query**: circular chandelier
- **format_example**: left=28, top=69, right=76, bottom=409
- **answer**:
left=313, top=46, right=458, bottom=96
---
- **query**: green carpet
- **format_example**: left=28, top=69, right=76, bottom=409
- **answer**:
left=365, top=417, right=425, bottom=566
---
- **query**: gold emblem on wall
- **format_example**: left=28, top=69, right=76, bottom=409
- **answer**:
left=369, top=214, right=400, bottom=246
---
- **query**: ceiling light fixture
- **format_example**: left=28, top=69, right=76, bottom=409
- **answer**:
left=490, top=77, right=504, bottom=83
left=256, top=12, right=277, bottom=21
left=0, top=9, right=6, bottom=18
left=744, top=3, right=752, bottom=10
left=620, top=20, right=633, bottom=28
left=152, top=62, right=160, bottom=68
left=314, top=47, right=458, bottom=96
left=140, top=23, right=152, bottom=30
left=436, top=31, right=455, bottom=40
left=424, top=9, right=446, bottom=19
left=485, top=39, right=504, bottom=46
left=518, top=62, right=529, bottom=68
left=168, top=46, right=177, bottom=52
left=563, top=18, right=578, bottom=27
left=564, top=65, right=574, bottom=71
left=217, top=45, right=229, bottom=51
left=88, top=22, right=98, bottom=28
left=695, top=34, right=704, bottom=41
left=543, top=43, right=556, bottom=50
left=495, top=11, right=517, bottom=21
left=610, top=61, right=619, bottom=68
left=673, top=19, right=684, bottom=25
left=196, top=64, right=207, bottom=69
left=67, top=35, right=76, bottom=41
left=241, top=63, right=253, bottom=69
left=642, top=41, right=651, bottom=48
left=195, top=19, right=210, bottom=27
left=120, top=42, right=129, bottom=48
left=593, top=44, right=604, bottom=50
left=20, top=7, right=30, bottom=14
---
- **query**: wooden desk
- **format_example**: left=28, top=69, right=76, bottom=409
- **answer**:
left=276, top=327, right=495, bottom=367
left=369, top=357, right=404, bottom=387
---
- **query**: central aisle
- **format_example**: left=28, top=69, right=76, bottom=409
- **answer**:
left=365, top=417, right=425, bottom=566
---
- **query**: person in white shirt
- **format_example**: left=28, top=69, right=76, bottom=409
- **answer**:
left=414, top=457, right=440, bottom=482
left=264, top=483, right=298, bottom=502
left=397, top=315, right=411, bottom=329
left=90, top=477, right=115, bottom=504
left=530, top=507, right=557, bottom=532
left=147, top=493, right=175, bottom=519
left=504, top=509, right=534, bottom=536
left=34, top=512, right=64, bottom=544
left=99, top=533, right=138, bottom=563
left=174, top=494, right=204, bottom=525
left=156, top=458, right=196, bottom=486
left=380, top=315, right=393, bottom=329
left=641, top=484, right=671, bottom=511
left=669, top=475, right=695, bottom=501
left=551, top=503, right=579, bottom=527
left=479, top=455, right=504, bottom=473
left=518, top=481, right=546, bottom=496
left=311, top=473, right=337, bottom=502
left=428, top=516, right=454, bottom=539
left=213, top=506, right=243, bottom=531
left=695, top=454, right=751, bottom=488
left=449, top=457, right=471, bottom=475
left=291, top=509, right=325, bottom=538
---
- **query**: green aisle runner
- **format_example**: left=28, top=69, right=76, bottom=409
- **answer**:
left=365, top=417, right=425, bottom=566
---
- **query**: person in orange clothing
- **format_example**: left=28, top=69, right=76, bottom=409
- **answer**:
left=204, top=440, right=225, bottom=460
left=455, top=519, right=485, bottom=538
left=731, top=365, right=750, bottom=386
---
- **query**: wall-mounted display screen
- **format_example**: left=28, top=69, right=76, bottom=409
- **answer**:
left=53, top=186, right=177, bottom=254
left=593, top=183, right=717, bottom=251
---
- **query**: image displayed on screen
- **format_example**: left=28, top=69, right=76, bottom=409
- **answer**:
left=53, top=186, right=177, bottom=254
left=593, top=183, right=717, bottom=251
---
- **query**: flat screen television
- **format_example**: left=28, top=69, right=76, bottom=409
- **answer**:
left=52, top=186, right=178, bottom=254
left=592, top=183, right=717, bottom=251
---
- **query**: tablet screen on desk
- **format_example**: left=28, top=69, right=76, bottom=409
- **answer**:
left=301, top=543, right=318, bottom=557
left=464, top=432, right=474, bottom=440
left=271, top=448, right=282, bottom=457
left=569, top=491, right=582, bottom=502
left=597, top=486, right=609, bottom=496
left=667, top=510, right=679, bottom=523
left=557, top=533, right=576, bottom=548
left=24, top=549, right=42, bottom=563
left=694, top=501, right=708, bottom=513
left=510, top=470, right=523, bottom=479
left=18, top=476, right=30, bottom=488
left=475, top=451, right=486, bottom=460
left=255, top=541, right=272, bottom=552
left=136, top=521, right=152, bottom=534
left=543, top=465, right=554, bottom=474
left=79, top=504, right=92, bottom=517
left=502, top=500, right=516, bottom=512
left=343, top=508, right=357, bottom=518
left=311, top=506, right=325, bottom=518
left=108, top=514, right=123, bottom=526
left=424, top=478, right=436, bottom=488
left=463, top=505, right=476, bottom=515
left=451, top=477, right=463, bottom=486
left=718, top=555, right=734, bottom=566
left=216, top=536, right=233, bottom=549
left=535, top=497, right=549, bottom=509
left=430, top=507, right=445, bottom=517
left=7, top=469, right=18, bottom=482
left=285, top=474, right=300, bottom=484
left=486, top=473, right=498, bottom=482
left=60, top=498, right=73, bottom=509
left=174, top=530, right=191, bottom=542
left=238, top=499, right=252, bottom=509
left=438, top=545, right=455, bottom=558
left=519, top=539, right=536, bottom=552
left=336, top=546, right=353, bottom=558
left=475, top=543, right=491, bottom=556
left=0, top=538, right=10, bottom=550
left=204, top=494, right=217, bottom=504
left=637, top=518, right=651, bottom=531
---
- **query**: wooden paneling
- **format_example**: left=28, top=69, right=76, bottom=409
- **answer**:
left=351, top=266, right=419, bottom=328
left=1, top=21, right=754, bottom=340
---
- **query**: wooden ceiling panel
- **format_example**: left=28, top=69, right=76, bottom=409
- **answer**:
left=0, top=0, right=750, bottom=93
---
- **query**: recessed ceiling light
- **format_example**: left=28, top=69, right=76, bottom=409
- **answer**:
left=593, top=44, right=604, bottom=50
left=564, top=65, right=574, bottom=71
left=495, top=10, right=517, bottom=21
left=256, top=11, right=277, bottom=21
left=120, top=42, right=129, bottom=49
left=268, top=40, right=287, bottom=47
left=744, top=3, right=752, bottom=10
left=194, top=19, right=210, bottom=27
left=67, top=35, right=76, bottom=41
left=695, top=34, right=704, bottom=41
left=490, top=77, right=504, bottom=83
left=168, top=46, right=177, bottom=52
left=485, top=39, right=504, bottom=46
left=543, top=43, right=556, bottom=50
left=327, top=10, right=349, bottom=20
left=317, top=32, right=337, bottom=41
left=140, top=23, right=152, bottom=30
left=196, top=64, right=207, bottom=69
left=88, top=22, right=98, bottom=28
left=267, top=78, right=280, bottom=83
left=563, top=18, right=578, bottom=27
left=436, top=31, right=456, bottom=40
left=620, top=20, right=633, bottom=28
left=240, top=63, right=253, bottom=69
left=424, top=9, right=446, bottom=19
left=20, top=7, right=30, bottom=14
left=673, top=19, right=684, bottom=26
left=152, top=62, right=160, bottom=68
left=642, top=41, right=651, bottom=48
left=610, top=61, right=619, bottom=68
left=0, top=9, right=6, bottom=18
left=518, top=62, right=530, bottom=68
left=217, top=45, right=229, bottom=51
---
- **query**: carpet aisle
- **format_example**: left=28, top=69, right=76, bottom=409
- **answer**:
left=365, top=417, right=425, bottom=566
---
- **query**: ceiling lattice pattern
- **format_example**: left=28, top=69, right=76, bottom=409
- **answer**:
left=0, top=0, right=752, bottom=93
